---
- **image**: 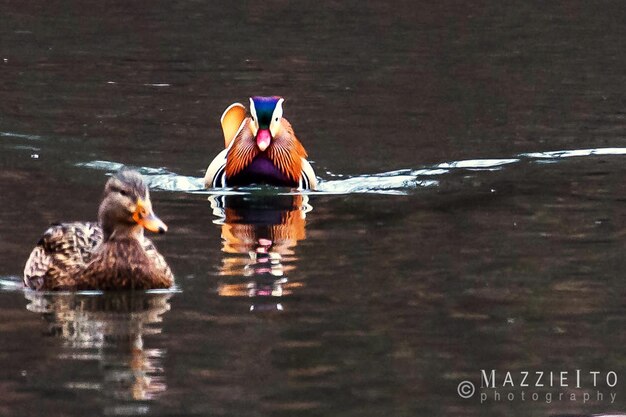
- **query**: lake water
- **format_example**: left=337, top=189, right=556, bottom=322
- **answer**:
left=0, top=1, right=625, bottom=416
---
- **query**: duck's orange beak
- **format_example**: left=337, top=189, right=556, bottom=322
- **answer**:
left=133, top=198, right=168, bottom=234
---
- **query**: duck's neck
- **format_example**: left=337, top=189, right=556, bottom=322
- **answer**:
left=102, top=223, right=145, bottom=242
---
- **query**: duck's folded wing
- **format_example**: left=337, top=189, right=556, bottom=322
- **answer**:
left=23, top=222, right=102, bottom=289
left=204, top=148, right=228, bottom=188
left=221, top=103, right=246, bottom=148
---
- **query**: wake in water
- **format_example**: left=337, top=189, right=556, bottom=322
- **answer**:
left=0, top=276, right=24, bottom=292
left=78, top=160, right=441, bottom=195
left=76, top=147, right=626, bottom=195
left=77, top=161, right=205, bottom=192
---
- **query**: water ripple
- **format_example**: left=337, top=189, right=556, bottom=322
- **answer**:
left=317, top=174, right=438, bottom=195
left=0, top=276, right=24, bottom=291
left=0, top=131, right=43, bottom=140
left=521, top=147, right=626, bottom=159
left=435, top=158, right=520, bottom=169
left=76, top=160, right=205, bottom=192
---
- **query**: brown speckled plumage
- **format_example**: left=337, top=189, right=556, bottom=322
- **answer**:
left=24, top=170, right=174, bottom=291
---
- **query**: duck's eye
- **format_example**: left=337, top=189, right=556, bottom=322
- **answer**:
left=110, top=186, right=128, bottom=197
left=251, top=116, right=255, bottom=122
left=275, top=117, right=279, bottom=122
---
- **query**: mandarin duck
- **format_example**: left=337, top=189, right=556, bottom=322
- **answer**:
left=24, top=170, right=174, bottom=291
left=204, top=96, right=318, bottom=189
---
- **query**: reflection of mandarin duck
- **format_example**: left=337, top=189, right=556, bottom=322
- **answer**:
left=24, top=170, right=174, bottom=291
left=210, top=194, right=310, bottom=302
left=211, top=194, right=309, bottom=257
left=204, top=96, right=318, bottom=189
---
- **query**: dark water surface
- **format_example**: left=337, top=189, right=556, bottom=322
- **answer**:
left=1, top=1, right=625, bottom=416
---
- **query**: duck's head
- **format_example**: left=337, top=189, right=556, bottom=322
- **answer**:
left=98, top=170, right=167, bottom=239
left=249, top=96, right=285, bottom=152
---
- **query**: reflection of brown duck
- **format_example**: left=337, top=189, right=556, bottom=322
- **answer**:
left=210, top=194, right=310, bottom=302
left=24, top=170, right=173, bottom=291
left=25, top=291, right=171, bottom=402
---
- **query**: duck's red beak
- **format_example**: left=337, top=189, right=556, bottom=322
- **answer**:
left=256, top=129, right=271, bottom=151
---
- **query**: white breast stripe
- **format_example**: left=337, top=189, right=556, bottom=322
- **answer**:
left=204, top=148, right=229, bottom=188
left=213, top=165, right=226, bottom=187
left=301, top=172, right=309, bottom=190
left=300, top=158, right=318, bottom=190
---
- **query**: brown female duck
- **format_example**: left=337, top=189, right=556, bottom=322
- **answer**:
left=24, top=170, right=174, bottom=291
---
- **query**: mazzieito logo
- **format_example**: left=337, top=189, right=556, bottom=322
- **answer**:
left=457, top=370, right=618, bottom=404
